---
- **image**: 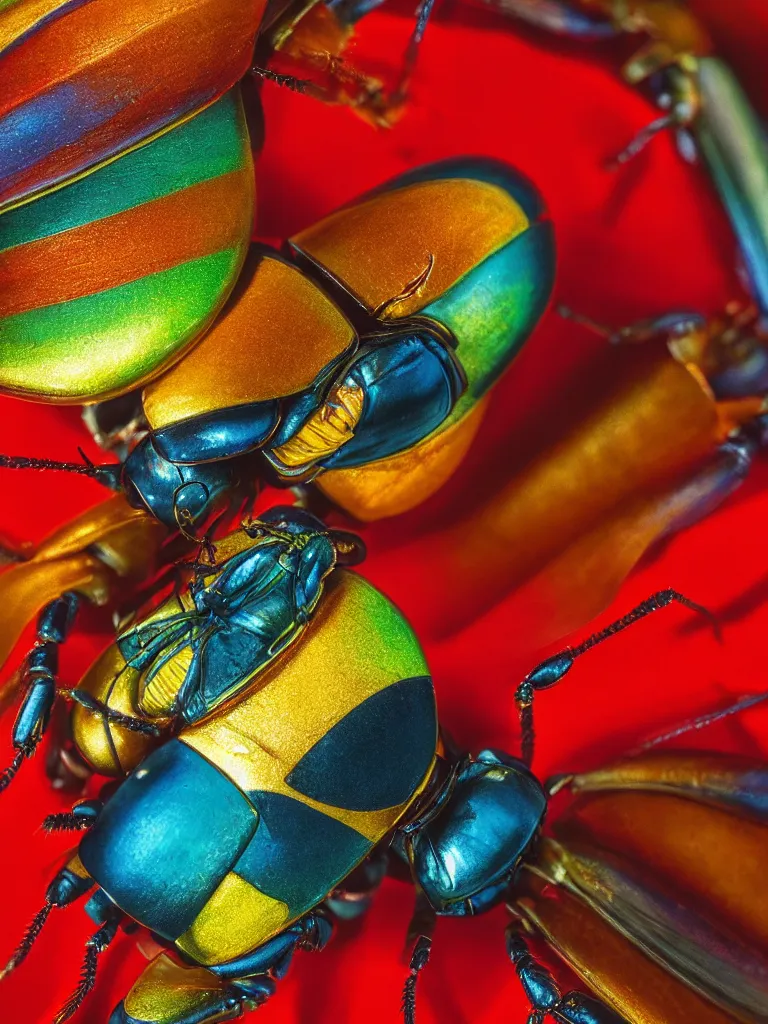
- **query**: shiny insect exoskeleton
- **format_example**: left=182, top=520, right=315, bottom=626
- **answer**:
left=0, top=506, right=367, bottom=790
left=1, top=157, right=555, bottom=529
left=381, top=304, right=768, bottom=647
left=0, top=0, right=414, bottom=222
left=1, top=514, right=766, bottom=1024
left=485, top=0, right=768, bottom=326
left=0, top=0, right=422, bottom=410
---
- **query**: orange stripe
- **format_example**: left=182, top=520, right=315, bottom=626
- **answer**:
left=0, top=0, right=263, bottom=115
left=0, top=0, right=265, bottom=210
left=0, top=169, right=253, bottom=315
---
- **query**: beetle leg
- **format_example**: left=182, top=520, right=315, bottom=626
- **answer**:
left=0, top=592, right=80, bottom=794
left=514, top=589, right=719, bottom=766
left=388, top=0, right=438, bottom=112
left=2, top=855, right=94, bottom=980
left=611, top=110, right=679, bottom=166
left=81, top=390, right=147, bottom=461
left=507, top=929, right=629, bottom=1024
left=108, top=954, right=271, bottom=1024
left=109, top=911, right=333, bottom=1024
left=325, top=847, right=388, bottom=920
left=557, top=303, right=707, bottom=346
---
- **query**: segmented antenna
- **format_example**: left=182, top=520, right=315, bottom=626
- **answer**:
left=401, top=935, right=432, bottom=1024
left=0, top=451, right=120, bottom=489
left=0, top=750, right=25, bottom=793
left=0, top=900, right=54, bottom=980
left=54, top=920, right=118, bottom=1024
left=251, top=65, right=313, bottom=93
left=42, top=813, right=92, bottom=833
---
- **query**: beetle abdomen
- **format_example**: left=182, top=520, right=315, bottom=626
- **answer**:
left=0, top=0, right=265, bottom=212
left=79, top=571, right=437, bottom=965
left=0, top=89, right=254, bottom=402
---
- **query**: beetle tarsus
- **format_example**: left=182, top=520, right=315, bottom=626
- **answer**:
left=54, top=918, right=120, bottom=1024
left=401, top=935, right=432, bottom=1024
left=0, top=750, right=25, bottom=794
left=0, top=900, right=54, bottom=980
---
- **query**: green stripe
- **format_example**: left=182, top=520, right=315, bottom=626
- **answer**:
left=354, top=577, right=428, bottom=681
left=0, top=89, right=248, bottom=251
left=422, top=223, right=554, bottom=426
left=0, top=249, right=240, bottom=399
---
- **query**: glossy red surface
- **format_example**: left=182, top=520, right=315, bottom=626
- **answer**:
left=1, top=3, right=768, bottom=1022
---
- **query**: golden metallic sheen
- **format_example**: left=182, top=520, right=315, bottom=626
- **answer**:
left=176, top=873, right=289, bottom=966
left=181, top=570, right=432, bottom=844
left=0, top=497, right=164, bottom=683
left=270, top=381, right=364, bottom=470
left=415, top=345, right=721, bottom=637
left=72, top=644, right=157, bottom=776
left=143, top=252, right=357, bottom=430
left=556, top=789, right=768, bottom=950
left=516, top=869, right=734, bottom=1024
left=291, top=178, right=529, bottom=319
left=317, top=397, right=489, bottom=520
left=124, top=953, right=230, bottom=1023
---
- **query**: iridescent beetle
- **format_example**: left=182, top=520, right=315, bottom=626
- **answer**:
left=2, top=505, right=767, bottom=1024
left=0, top=0, right=414, bottom=409
left=0, top=156, right=555, bottom=527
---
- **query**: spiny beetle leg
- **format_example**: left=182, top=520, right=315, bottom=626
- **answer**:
left=507, top=929, right=628, bottom=1024
left=43, top=798, right=103, bottom=833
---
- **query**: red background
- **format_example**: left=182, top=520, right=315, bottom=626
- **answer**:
left=1, top=3, right=768, bottom=1021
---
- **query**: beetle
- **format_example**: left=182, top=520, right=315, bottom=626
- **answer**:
left=0, top=157, right=556, bottom=528
left=0, top=151, right=554, bottom=774
left=479, top=0, right=768, bottom=328
left=1, top=505, right=765, bottom=1024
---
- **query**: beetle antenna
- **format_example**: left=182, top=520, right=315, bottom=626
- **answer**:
left=54, top=918, right=119, bottom=1024
left=401, top=934, right=433, bottom=1024
left=637, top=689, right=768, bottom=752
left=251, top=65, right=314, bottom=95
left=0, top=451, right=121, bottom=490
left=0, top=750, right=25, bottom=794
left=0, top=899, right=54, bottom=980
left=391, top=0, right=438, bottom=109
left=514, top=589, right=720, bottom=766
